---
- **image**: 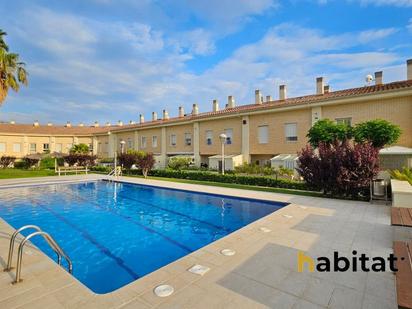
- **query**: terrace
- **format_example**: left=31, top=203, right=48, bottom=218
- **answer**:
left=0, top=174, right=402, bottom=309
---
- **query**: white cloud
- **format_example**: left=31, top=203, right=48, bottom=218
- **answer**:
left=0, top=4, right=406, bottom=124
left=14, top=7, right=97, bottom=56
left=357, top=0, right=412, bottom=7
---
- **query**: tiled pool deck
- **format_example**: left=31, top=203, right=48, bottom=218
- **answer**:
left=0, top=174, right=409, bottom=308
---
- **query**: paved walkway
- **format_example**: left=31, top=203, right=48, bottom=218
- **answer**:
left=0, top=175, right=403, bottom=308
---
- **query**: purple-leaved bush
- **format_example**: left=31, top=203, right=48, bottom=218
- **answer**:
left=297, top=141, right=380, bottom=198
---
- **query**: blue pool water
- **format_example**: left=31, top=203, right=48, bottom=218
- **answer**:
left=0, top=181, right=286, bottom=293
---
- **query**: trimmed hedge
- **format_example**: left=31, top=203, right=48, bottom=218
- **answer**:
left=91, top=166, right=309, bottom=191
left=147, top=169, right=308, bottom=191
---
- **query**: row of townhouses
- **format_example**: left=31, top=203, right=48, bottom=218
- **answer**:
left=1, top=59, right=412, bottom=169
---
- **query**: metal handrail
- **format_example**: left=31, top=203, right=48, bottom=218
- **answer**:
left=4, top=225, right=42, bottom=271
left=14, top=231, right=72, bottom=283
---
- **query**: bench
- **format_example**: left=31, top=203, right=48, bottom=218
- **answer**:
left=56, top=166, right=88, bottom=176
left=393, top=241, right=412, bottom=309
left=392, top=207, right=412, bottom=227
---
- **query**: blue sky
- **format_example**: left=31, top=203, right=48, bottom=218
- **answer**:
left=0, top=0, right=411, bottom=125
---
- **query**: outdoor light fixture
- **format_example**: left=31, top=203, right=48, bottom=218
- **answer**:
left=219, top=133, right=227, bottom=175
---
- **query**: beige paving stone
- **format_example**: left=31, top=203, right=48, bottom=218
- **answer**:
left=328, top=286, right=364, bottom=309
left=0, top=176, right=398, bottom=309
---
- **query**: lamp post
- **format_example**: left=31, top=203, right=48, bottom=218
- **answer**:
left=120, top=140, right=126, bottom=154
left=219, top=133, right=227, bottom=175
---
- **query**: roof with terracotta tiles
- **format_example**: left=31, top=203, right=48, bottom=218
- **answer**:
left=0, top=123, right=111, bottom=135
left=112, top=79, right=412, bottom=132
left=1, top=79, right=412, bottom=135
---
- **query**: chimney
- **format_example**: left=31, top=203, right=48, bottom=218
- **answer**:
left=407, top=59, right=412, bottom=80
left=212, top=99, right=219, bottom=112
left=94, top=121, right=99, bottom=127
left=316, top=77, right=324, bottom=95
left=152, top=112, right=158, bottom=121
left=65, top=121, right=71, bottom=128
left=192, top=104, right=199, bottom=115
left=33, top=120, right=39, bottom=127
left=178, top=106, right=185, bottom=117
left=139, top=114, right=145, bottom=124
left=105, top=122, right=111, bottom=127
left=47, top=122, right=53, bottom=126
left=374, top=71, right=383, bottom=85
left=129, top=120, right=135, bottom=125
left=279, top=85, right=287, bottom=100
left=266, top=95, right=272, bottom=103
left=10, top=120, right=15, bottom=125
left=118, top=120, right=123, bottom=126
left=78, top=122, right=84, bottom=127
left=255, top=89, right=262, bottom=104
left=227, top=95, right=235, bottom=108
left=163, top=109, right=169, bottom=120
left=324, top=85, right=330, bottom=94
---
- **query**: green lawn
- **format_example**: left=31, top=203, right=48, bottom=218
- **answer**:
left=0, top=169, right=56, bottom=179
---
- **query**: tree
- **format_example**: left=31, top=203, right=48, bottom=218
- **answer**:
left=307, top=119, right=352, bottom=148
left=0, top=29, right=28, bottom=105
left=136, top=153, right=155, bottom=178
left=353, top=119, right=401, bottom=148
left=297, top=141, right=380, bottom=198
left=118, top=152, right=137, bottom=169
left=70, top=143, right=89, bottom=154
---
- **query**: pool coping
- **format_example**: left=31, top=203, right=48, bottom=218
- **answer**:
left=0, top=174, right=396, bottom=308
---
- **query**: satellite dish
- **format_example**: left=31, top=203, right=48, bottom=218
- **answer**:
left=365, top=74, right=374, bottom=84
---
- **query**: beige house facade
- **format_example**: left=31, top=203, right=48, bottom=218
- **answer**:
left=1, top=59, right=412, bottom=169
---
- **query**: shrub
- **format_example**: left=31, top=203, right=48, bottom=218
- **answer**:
left=40, top=156, right=63, bottom=169
left=22, top=157, right=40, bottom=169
left=297, top=141, right=379, bottom=198
left=70, top=143, right=90, bottom=154
left=136, top=153, right=155, bottom=178
left=0, top=156, right=16, bottom=168
left=145, top=169, right=308, bottom=191
left=91, top=165, right=111, bottom=173
left=65, top=154, right=96, bottom=167
left=118, top=152, right=137, bottom=169
left=353, top=119, right=401, bottom=148
left=307, top=119, right=352, bottom=148
left=391, top=168, right=412, bottom=185
left=168, top=157, right=192, bottom=170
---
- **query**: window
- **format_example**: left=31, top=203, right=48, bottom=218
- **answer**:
left=224, top=129, right=233, bottom=144
left=89, top=144, right=93, bottom=152
left=285, top=123, right=298, bottom=142
left=66, top=143, right=73, bottom=152
left=43, top=143, right=50, bottom=152
left=206, top=130, right=213, bottom=145
left=152, top=136, right=158, bottom=148
left=104, top=142, right=109, bottom=153
left=336, top=117, right=352, bottom=126
left=13, top=143, right=21, bottom=153
left=141, top=136, right=147, bottom=148
left=55, top=143, right=62, bottom=153
left=127, top=138, right=132, bottom=149
left=258, top=125, right=269, bottom=144
left=30, top=143, right=37, bottom=153
left=0, top=142, right=5, bottom=153
left=185, top=133, right=192, bottom=146
left=170, top=134, right=177, bottom=146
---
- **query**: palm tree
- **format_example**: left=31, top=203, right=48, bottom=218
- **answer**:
left=0, top=29, right=28, bottom=105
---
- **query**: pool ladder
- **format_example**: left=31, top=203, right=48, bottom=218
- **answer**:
left=3, top=225, right=73, bottom=284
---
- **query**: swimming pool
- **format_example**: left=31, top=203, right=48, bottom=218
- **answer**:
left=0, top=180, right=286, bottom=293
